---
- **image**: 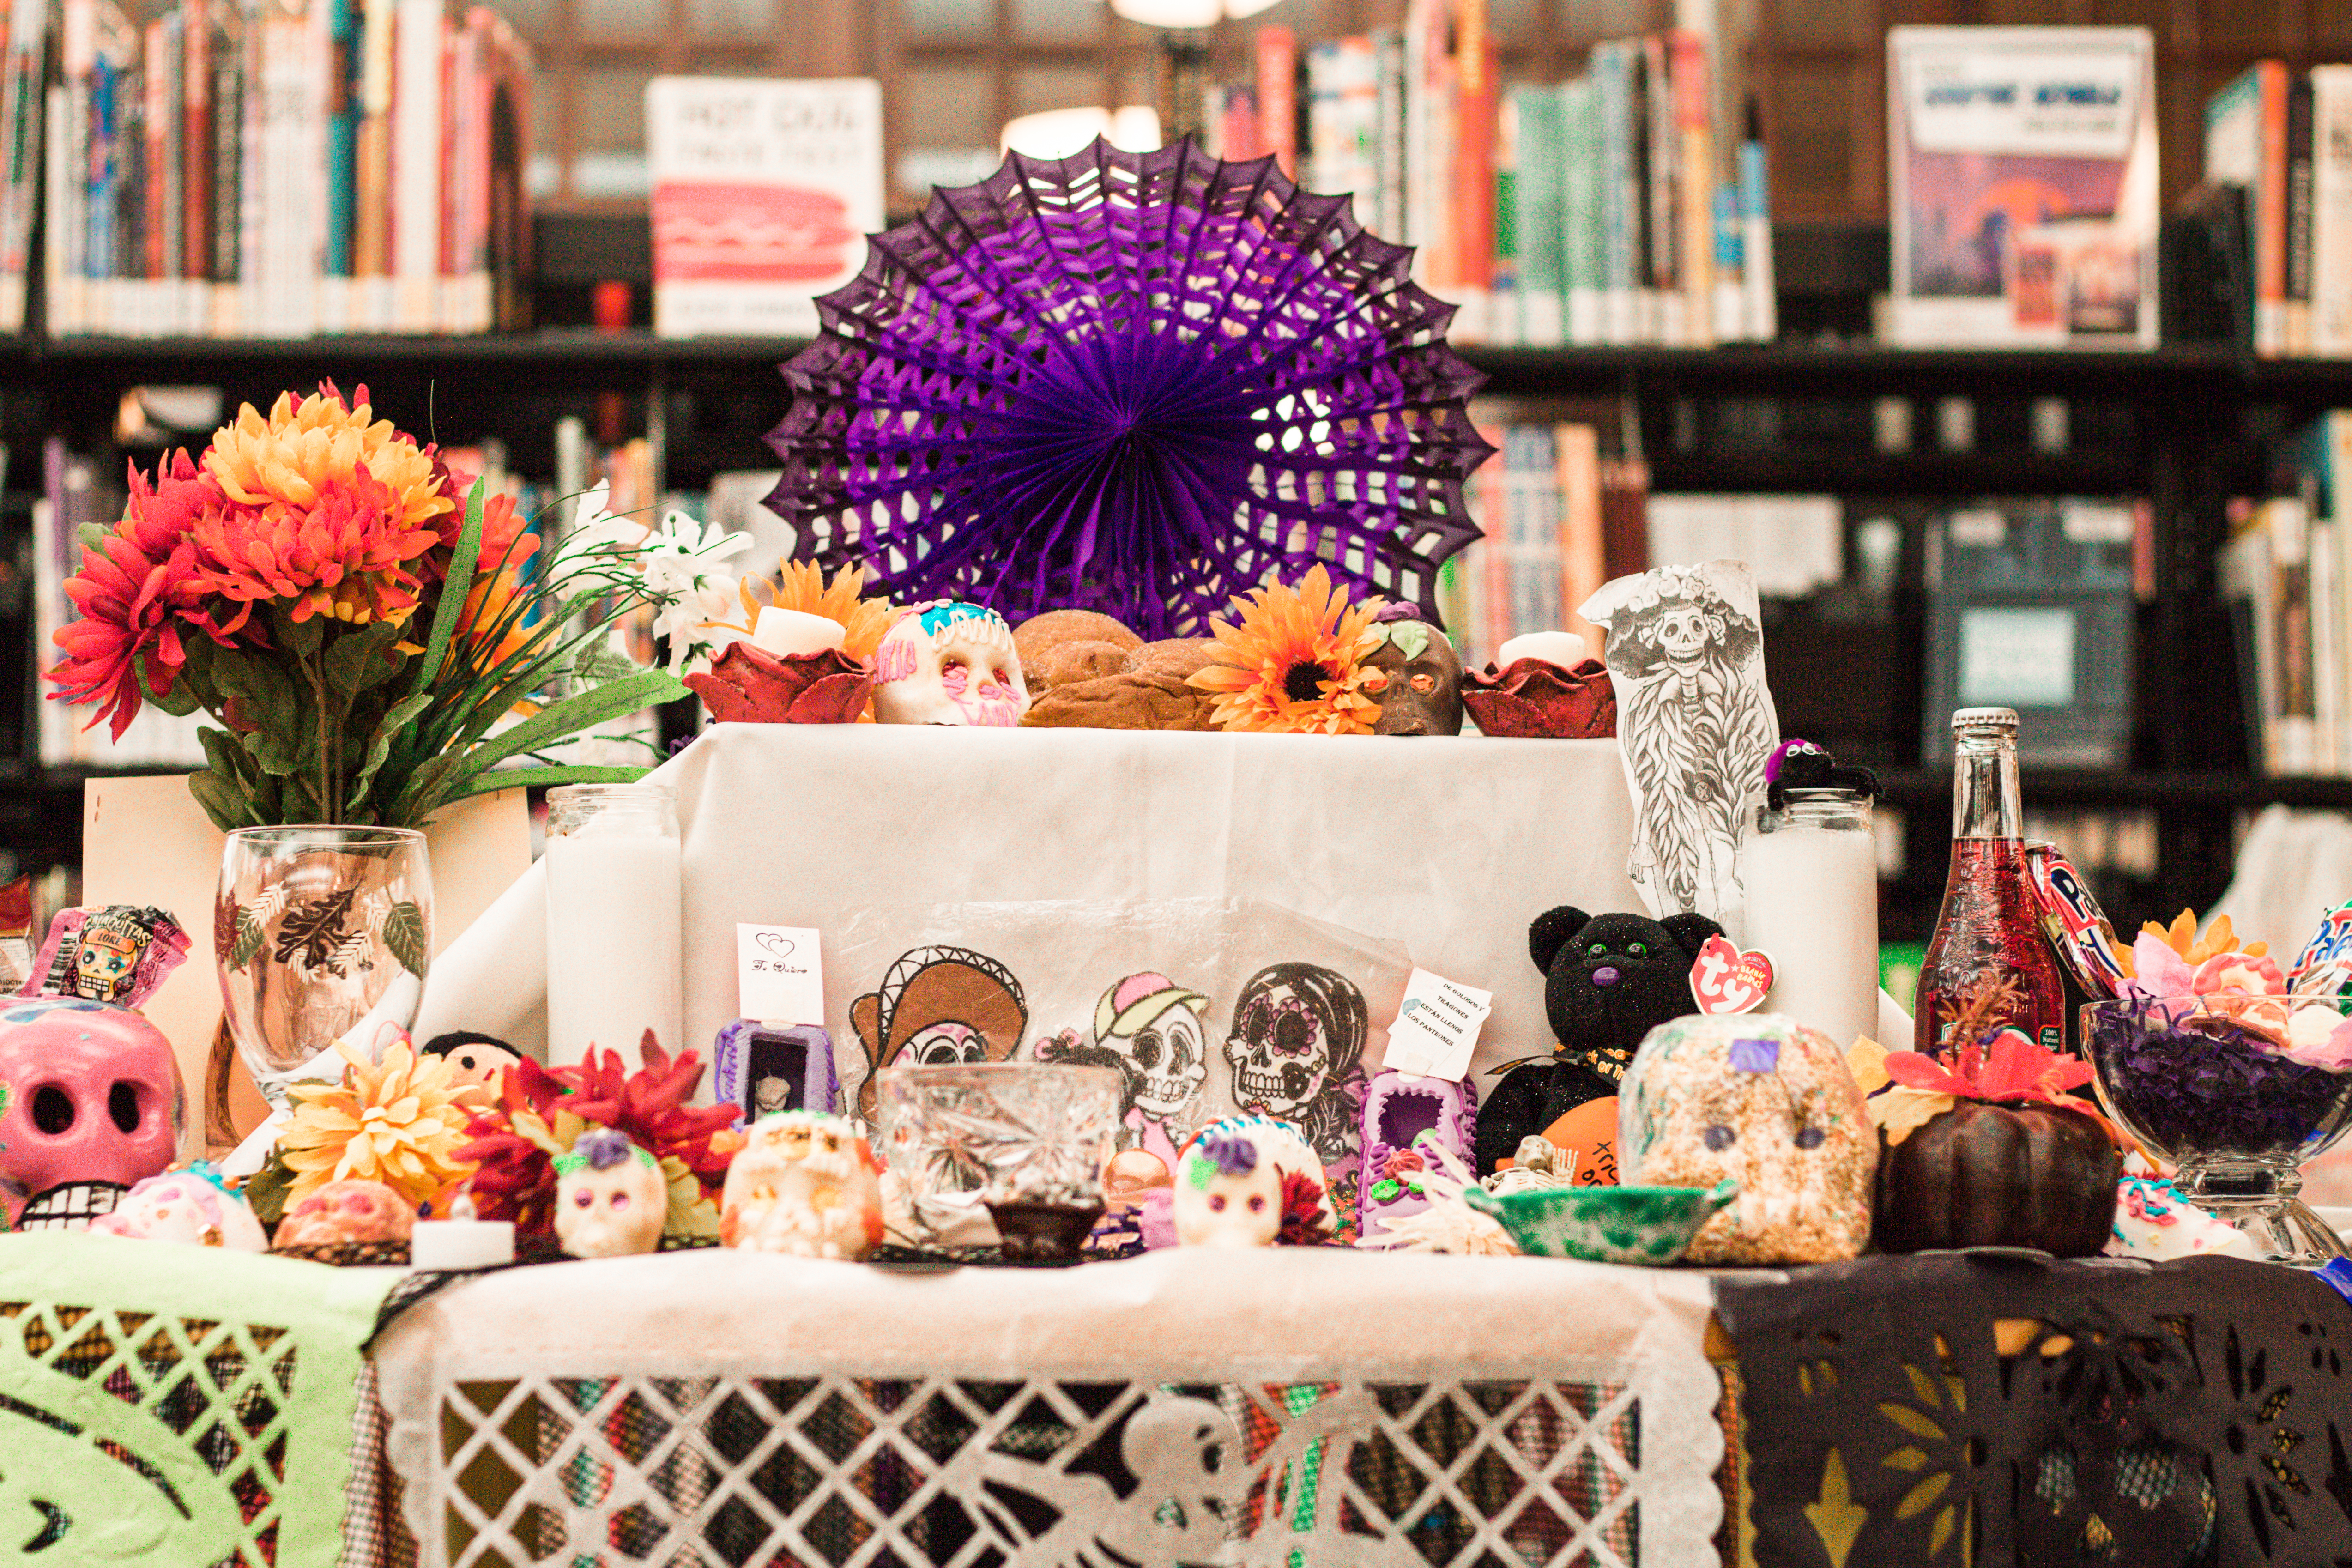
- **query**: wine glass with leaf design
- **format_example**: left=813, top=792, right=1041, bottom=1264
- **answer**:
left=216, top=827, right=431, bottom=1108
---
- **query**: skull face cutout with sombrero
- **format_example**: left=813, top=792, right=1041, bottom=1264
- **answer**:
left=849, top=945, right=1029, bottom=1122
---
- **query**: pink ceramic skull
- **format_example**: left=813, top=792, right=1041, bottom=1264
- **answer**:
left=0, top=998, right=182, bottom=1228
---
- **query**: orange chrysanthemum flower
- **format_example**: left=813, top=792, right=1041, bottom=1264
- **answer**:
left=204, top=382, right=450, bottom=543
left=1188, top=564, right=1388, bottom=735
left=193, top=382, right=452, bottom=624
left=193, top=460, right=441, bottom=624
left=726, top=558, right=896, bottom=660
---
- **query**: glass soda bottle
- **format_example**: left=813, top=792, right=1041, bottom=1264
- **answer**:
left=1914, top=708, right=2070, bottom=1053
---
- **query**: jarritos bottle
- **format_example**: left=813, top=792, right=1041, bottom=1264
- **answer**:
left=1915, top=708, right=2069, bottom=1053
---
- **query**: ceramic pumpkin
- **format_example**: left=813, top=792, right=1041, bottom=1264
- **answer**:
left=1873, top=1100, right=2120, bottom=1256
left=1619, top=1012, right=1875, bottom=1264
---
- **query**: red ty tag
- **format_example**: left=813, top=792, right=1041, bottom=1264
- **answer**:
left=1690, top=933, right=1774, bottom=1015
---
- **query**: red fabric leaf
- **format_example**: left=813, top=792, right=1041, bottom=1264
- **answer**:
left=1880, top=1050, right=1976, bottom=1096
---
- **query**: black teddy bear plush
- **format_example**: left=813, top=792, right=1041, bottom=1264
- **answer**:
left=1474, top=904, right=1724, bottom=1175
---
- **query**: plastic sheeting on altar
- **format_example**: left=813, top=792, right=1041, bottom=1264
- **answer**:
left=413, top=724, right=1645, bottom=1092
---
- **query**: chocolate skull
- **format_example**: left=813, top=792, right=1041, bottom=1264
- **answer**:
left=0, top=999, right=182, bottom=1228
left=871, top=602, right=1031, bottom=726
left=1364, top=610, right=1464, bottom=736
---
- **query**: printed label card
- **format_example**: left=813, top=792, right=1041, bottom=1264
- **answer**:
left=1380, top=969, right=1494, bottom=1082
left=737, top=923, right=826, bottom=1024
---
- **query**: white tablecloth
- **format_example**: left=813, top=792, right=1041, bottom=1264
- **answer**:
left=368, top=1248, right=1724, bottom=1567
left=415, top=725, right=1646, bottom=1085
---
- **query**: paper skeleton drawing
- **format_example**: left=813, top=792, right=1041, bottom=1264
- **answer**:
left=1581, top=562, right=1780, bottom=925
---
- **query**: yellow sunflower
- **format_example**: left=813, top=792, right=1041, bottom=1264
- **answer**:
left=1188, top=564, right=1388, bottom=735
left=278, top=1037, right=478, bottom=1210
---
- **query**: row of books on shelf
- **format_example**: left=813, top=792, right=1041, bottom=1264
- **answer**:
left=2229, top=411, right=2352, bottom=774
left=28, top=425, right=792, bottom=767
left=2207, top=62, right=2352, bottom=360
left=1201, top=5, right=1774, bottom=349
left=23, top=0, right=531, bottom=339
left=1429, top=399, right=1847, bottom=670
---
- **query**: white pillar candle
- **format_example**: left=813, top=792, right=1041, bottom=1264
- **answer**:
left=1744, top=802, right=1881, bottom=1052
left=544, top=785, right=683, bottom=1072
left=1499, top=631, right=1588, bottom=669
left=751, top=607, right=847, bottom=658
left=411, top=1193, right=514, bottom=1269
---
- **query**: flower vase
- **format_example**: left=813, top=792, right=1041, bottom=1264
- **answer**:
left=216, top=827, right=432, bottom=1108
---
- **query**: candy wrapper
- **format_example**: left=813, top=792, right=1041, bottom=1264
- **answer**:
left=24, top=905, right=191, bottom=1008
left=2026, top=842, right=2130, bottom=1000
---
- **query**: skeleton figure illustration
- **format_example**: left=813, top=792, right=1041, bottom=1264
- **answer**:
left=953, top=1392, right=1247, bottom=1568
left=1582, top=563, right=1780, bottom=922
left=1035, top=972, right=1211, bottom=1168
left=848, top=945, right=1029, bottom=1123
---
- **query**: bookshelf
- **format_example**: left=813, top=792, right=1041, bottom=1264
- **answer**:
left=2, top=322, right=2342, bottom=944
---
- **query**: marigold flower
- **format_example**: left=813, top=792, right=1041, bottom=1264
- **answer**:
left=279, top=1037, right=478, bottom=1210
left=1188, top=564, right=1387, bottom=735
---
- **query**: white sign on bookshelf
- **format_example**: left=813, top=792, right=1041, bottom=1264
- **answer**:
left=646, top=77, right=883, bottom=339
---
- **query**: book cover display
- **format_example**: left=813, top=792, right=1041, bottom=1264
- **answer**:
left=647, top=76, right=882, bottom=340
left=1886, top=26, right=2158, bottom=350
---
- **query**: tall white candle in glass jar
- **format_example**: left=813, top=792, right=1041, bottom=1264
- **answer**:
left=1743, top=786, right=1880, bottom=1052
left=544, top=784, right=683, bottom=1070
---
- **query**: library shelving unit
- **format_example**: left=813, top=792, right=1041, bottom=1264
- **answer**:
left=6, top=315, right=2352, bottom=942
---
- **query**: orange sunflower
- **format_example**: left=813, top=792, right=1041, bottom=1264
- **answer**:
left=1188, top=564, right=1388, bottom=735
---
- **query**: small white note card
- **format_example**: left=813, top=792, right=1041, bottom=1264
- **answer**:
left=1379, top=968, right=1493, bottom=1082
left=736, top=923, right=825, bottom=1024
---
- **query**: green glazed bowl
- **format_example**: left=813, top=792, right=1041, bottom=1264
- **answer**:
left=1463, top=1178, right=1739, bottom=1265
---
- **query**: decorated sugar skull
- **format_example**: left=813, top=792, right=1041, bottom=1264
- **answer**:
left=87, top=1166, right=266, bottom=1249
left=1173, top=1128, right=1283, bottom=1247
left=0, top=998, right=183, bottom=1229
left=720, top=1109, right=884, bottom=1259
left=275, top=1177, right=417, bottom=1248
left=1619, top=1013, right=1874, bottom=1265
left=1364, top=606, right=1465, bottom=737
left=553, top=1128, right=668, bottom=1259
left=1223, top=963, right=1368, bottom=1161
left=871, top=601, right=1031, bottom=726
left=1095, top=973, right=1210, bottom=1120
left=1176, top=1114, right=1334, bottom=1244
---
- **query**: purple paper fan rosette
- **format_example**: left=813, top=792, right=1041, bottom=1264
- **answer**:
left=763, top=137, right=1495, bottom=641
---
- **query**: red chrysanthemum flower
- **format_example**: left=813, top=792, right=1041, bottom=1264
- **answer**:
left=456, top=1033, right=740, bottom=1243
left=47, top=449, right=239, bottom=739
left=1276, top=1168, right=1335, bottom=1246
